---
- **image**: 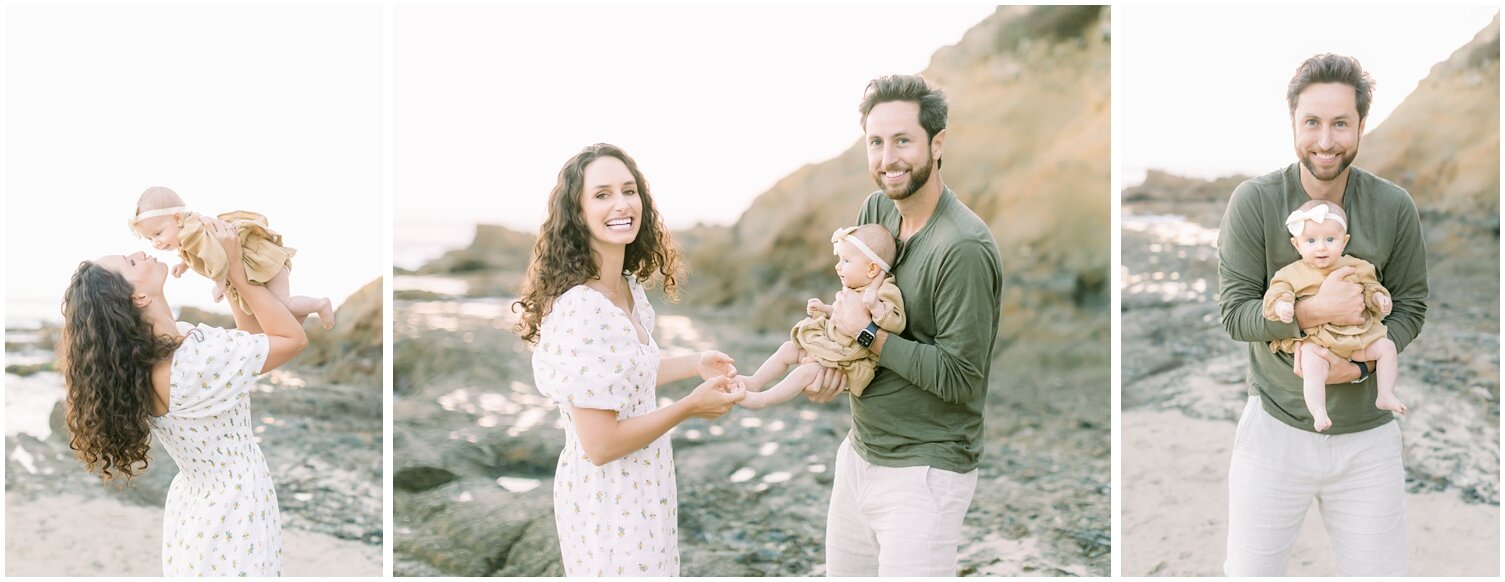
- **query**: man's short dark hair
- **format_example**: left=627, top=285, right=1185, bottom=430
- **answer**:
left=1286, top=53, right=1376, bottom=120
left=858, top=74, right=949, bottom=144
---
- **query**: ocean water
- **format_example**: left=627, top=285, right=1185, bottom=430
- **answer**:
left=394, top=220, right=476, bottom=272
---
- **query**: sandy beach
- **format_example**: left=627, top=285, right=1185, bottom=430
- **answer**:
left=1123, top=409, right=1499, bottom=576
left=4, top=281, right=385, bottom=577
left=5, top=494, right=381, bottom=576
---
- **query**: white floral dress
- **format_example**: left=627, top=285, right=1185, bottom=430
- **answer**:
left=151, top=322, right=282, bottom=576
left=533, top=280, right=677, bottom=576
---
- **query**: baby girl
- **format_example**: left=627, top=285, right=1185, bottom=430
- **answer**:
left=1263, top=200, right=1403, bottom=431
left=130, top=186, right=334, bottom=329
left=737, top=224, right=905, bottom=409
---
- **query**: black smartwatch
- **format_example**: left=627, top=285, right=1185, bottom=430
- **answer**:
left=1349, top=360, right=1371, bottom=384
left=856, top=322, right=880, bottom=347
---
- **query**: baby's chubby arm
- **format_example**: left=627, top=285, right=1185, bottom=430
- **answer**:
left=1367, top=285, right=1393, bottom=316
left=1261, top=279, right=1298, bottom=324
left=1354, top=262, right=1394, bottom=316
left=807, top=297, right=833, bottom=316
left=864, top=272, right=906, bottom=333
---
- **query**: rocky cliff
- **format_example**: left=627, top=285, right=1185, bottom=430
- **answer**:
left=695, top=5, right=1110, bottom=343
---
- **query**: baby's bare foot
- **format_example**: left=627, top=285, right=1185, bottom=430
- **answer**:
left=212, top=284, right=226, bottom=303
left=318, top=298, right=335, bottom=330
left=1313, top=413, right=1332, bottom=432
left=1376, top=394, right=1408, bottom=415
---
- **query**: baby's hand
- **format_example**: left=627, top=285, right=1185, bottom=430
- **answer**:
left=1374, top=292, right=1392, bottom=315
left=172, top=262, right=189, bottom=278
left=863, top=272, right=888, bottom=306
left=1274, top=301, right=1294, bottom=323
left=732, top=374, right=759, bottom=393
left=807, top=298, right=828, bottom=316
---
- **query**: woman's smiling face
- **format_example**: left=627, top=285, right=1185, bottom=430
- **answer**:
left=578, top=156, right=643, bottom=251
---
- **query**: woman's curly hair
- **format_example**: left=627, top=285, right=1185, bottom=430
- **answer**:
left=58, top=261, right=180, bottom=479
left=514, top=143, right=683, bottom=344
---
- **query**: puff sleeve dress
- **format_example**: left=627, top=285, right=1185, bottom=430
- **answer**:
left=151, top=322, right=282, bottom=576
left=532, top=280, right=677, bottom=576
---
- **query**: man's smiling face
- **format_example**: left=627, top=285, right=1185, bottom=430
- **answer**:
left=864, top=100, right=942, bottom=201
left=1292, top=82, right=1365, bottom=183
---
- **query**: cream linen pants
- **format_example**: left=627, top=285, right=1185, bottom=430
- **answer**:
left=825, top=437, right=978, bottom=576
left=1225, top=396, right=1407, bottom=576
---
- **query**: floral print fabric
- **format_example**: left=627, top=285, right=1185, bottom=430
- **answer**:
left=533, top=280, right=678, bottom=576
left=152, top=322, right=281, bottom=576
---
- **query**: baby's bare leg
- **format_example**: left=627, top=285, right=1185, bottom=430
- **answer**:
left=740, top=341, right=802, bottom=392
left=1359, top=339, right=1406, bottom=414
left=740, top=361, right=823, bottom=409
left=266, top=267, right=334, bottom=329
left=1300, top=343, right=1333, bottom=432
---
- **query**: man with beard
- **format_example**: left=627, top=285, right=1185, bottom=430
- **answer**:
left=805, top=74, right=1004, bottom=576
left=1217, top=54, right=1427, bottom=576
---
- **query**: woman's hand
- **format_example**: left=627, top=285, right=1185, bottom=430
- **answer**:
left=202, top=217, right=247, bottom=285
left=573, top=376, right=747, bottom=466
left=697, top=351, right=736, bottom=381
left=683, top=375, right=745, bottom=419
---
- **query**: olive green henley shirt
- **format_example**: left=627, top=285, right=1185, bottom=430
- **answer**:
left=850, top=186, right=1004, bottom=473
left=1217, top=163, right=1428, bottom=434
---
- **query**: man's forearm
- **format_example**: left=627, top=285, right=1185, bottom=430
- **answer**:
left=877, top=333, right=987, bottom=405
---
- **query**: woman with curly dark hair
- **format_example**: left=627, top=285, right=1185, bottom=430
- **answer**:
left=60, top=218, right=307, bottom=576
left=517, top=143, right=746, bottom=576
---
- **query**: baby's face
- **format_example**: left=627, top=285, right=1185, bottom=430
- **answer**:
left=1290, top=218, right=1349, bottom=271
left=834, top=240, right=876, bottom=288
left=135, top=214, right=183, bottom=251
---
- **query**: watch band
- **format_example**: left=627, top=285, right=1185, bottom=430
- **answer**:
left=1349, top=359, right=1370, bottom=383
left=856, top=321, right=879, bottom=347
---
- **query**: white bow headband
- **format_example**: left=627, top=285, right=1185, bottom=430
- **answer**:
left=128, top=206, right=187, bottom=238
left=831, top=226, right=891, bottom=273
left=1284, top=203, right=1347, bottom=237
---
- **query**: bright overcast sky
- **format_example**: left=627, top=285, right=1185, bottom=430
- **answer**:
left=394, top=5, right=997, bottom=232
left=5, top=5, right=384, bottom=322
left=1121, top=5, right=1499, bottom=185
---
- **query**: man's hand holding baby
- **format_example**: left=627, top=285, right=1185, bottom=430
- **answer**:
left=1295, top=266, right=1365, bottom=327
left=831, top=289, right=871, bottom=339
